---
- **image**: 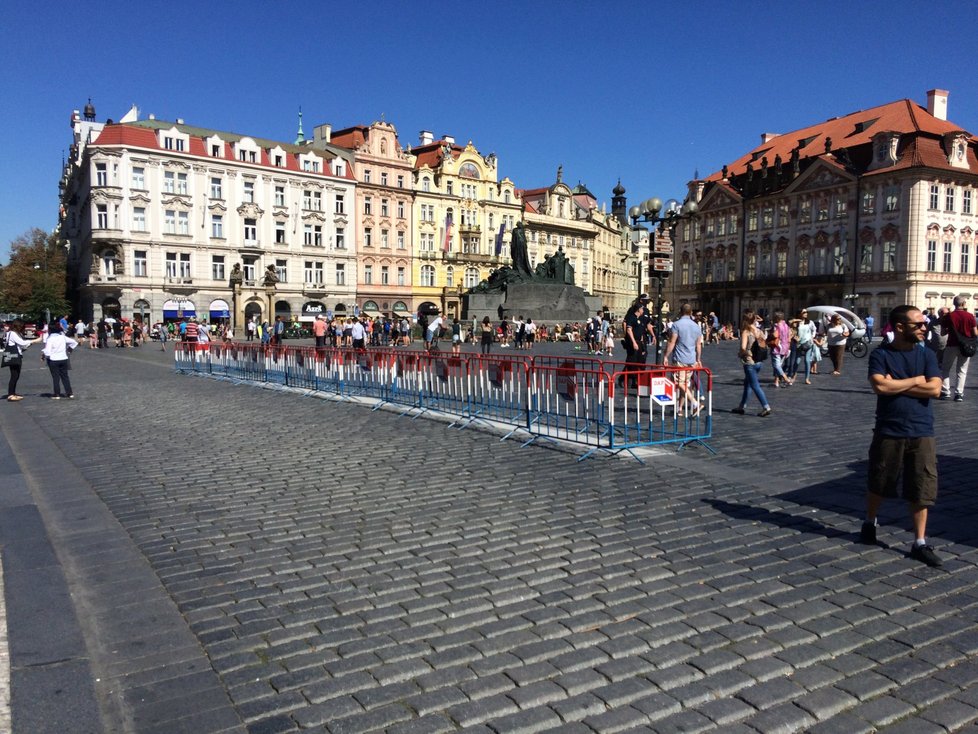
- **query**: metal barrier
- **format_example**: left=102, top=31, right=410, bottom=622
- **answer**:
left=525, top=362, right=611, bottom=451
left=175, top=344, right=713, bottom=460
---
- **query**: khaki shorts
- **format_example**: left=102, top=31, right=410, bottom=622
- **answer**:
left=673, top=362, right=695, bottom=387
left=867, top=434, right=938, bottom=507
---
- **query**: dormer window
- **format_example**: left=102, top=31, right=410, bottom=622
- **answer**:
left=944, top=132, right=970, bottom=169
left=870, top=131, right=900, bottom=169
left=233, top=137, right=260, bottom=165
left=159, top=127, right=189, bottom=153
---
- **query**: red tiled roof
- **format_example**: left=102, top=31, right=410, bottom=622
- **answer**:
left=91, top=122, right=355, bottom=181
left=330, top=126, right=367, bottom=149
left=413, top=140, right=464, bottom=169
left=706, top=98, right=973, bottom=182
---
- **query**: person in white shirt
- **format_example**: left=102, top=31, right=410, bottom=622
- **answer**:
left=350, top=318, right=367, bottom=349
left=41, top=321, right=78, bottom=399
left=425, top=313, right=444, bottom=351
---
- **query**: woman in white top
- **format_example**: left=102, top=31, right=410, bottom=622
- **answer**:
left=4, top=320, right=41, bottom=401
left=826, top=314, right=850, bottom=376
left=41, top=321, right=78, bottom=399
left=795, top=309, right=817, bottom=384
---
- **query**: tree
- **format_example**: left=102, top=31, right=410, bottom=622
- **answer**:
left=0, top=228, right=70, bottom=321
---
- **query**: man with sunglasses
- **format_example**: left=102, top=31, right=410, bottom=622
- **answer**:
left=862, top=305, right=943, bottom=566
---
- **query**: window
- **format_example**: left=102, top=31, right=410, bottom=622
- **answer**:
left=179, top=253, right=191, bottom=278
left=862, top=191, right=875, bottom=214
left=927, top=240, right=937, bottom=271
left=212, top=255, right=225, bottom=280
left=380, top=172, right=388, bottom=186
left=133, top=250, right=147, bottom=277
left=944, top=241, right=953, bottom=272
left=176, top=173, right=188, bottom=195
left=777, top=200, right=789, bottom=227
left=746, top=253, right=756, bottom=278
left=335, top=263, right=346, bottom=285
left=276, top=259, right=288, bottom=283
left=381, top=266, right=389, bottom=285
left=447, top=181, right=454, bottom=196
left=244, top=181, right=254, bottom=203
left=211, top=214, right=224, bottom=238
left=132, top=167, right=145, bottom=190
left=799, top=200, right=812, bottom=223
left=275, top=223, right=286, bottom=244
left=884, top=188, right=899, bottom=212
left=381, top=229, right=389, bottom=248
left=420, top=265, right=435, bottom=286
left=335, top=194, right=345, bottom=214
left=776, top=250, right=787, bottom=277
left=364, top=265, right=373, bottom=285
left=314, top=225, right=322, bottom=246
left=816, top=197, right=829, bottom=221
left=381, top=199, right=389, bottom=217
left=244, top=218, right=257, bottom=242
left=835, top=196, right=847, bottom=218
left=761, top=205, right=773, bottom=228
left=274, top=186, right=285, bottom=207
left=364, top=227, right=373, bottom=247
left=132, top=207, right=146, bottom=231
left=163, top=171, right=175, bottom=193
left=178, top=211, right=189, bottom=235
left=397, top=175, right=404, bottom=189
left=962, top=242, right=971, bottom=274
left=304, top=261, right=324, bottom=285
left=163, top=209, right=176, bottom=234
left=397, top=201, right=405, bottom=219
left=243, top=257, right=256, bottom=282
left=304, top=190, right=322, bottom=211
left=504, top=191, right=511, bottom=204
left=210, top=177, right=222, bottom=199
left=965, top=190, right=973, bottom=215
left=465, top=267, right=479, bottom=288
left=946, top=187, right=956, bottom=212
left=165, top=252, right=178, bottom=278
left=304, top=224, right=313, bottom=246
left=747, top=208, right=758, bottom=231
left=364, top=170, right=371, bottom=184
left=364, top=197, right=372, bottom=215
left=336, top=228, right=346, bottom=249
left=717, top=215, right=726, bottom=237
left=446, top=266, right=454, bottom=288
left=163, top=136, right=184, bottom=152
left=422, top=178, right=431, bottom=193
left=211, top=144, right=221, bottom=157
left=930, top=184, right=940, bottom=210
left=397, top=231, right=405, bottom=249
left=274, top=155, right=283, bottom=167
left=397, top=266, right=405, bottom=285
left=860, top=243, right=873, bottom=273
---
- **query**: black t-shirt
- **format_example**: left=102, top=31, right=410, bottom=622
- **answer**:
left=623, top=312, right=644, bottom=350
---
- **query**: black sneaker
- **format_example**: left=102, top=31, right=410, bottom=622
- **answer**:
left=731, top=407, right=745, bottom=415
left=860, top=522, right=877, bottom=545
left=910, top=543, right=942, bottom=567
left=939, top=393, right=950, bottom=400
left=954, top=394, right=964, bottom=402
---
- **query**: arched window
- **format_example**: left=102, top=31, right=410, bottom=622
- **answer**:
left=422, top=177, right=431, bottom=193
left=421, top=265, right=435, bottom=287
left=465, top=267, right=479, bottom=288
left=445, top=266, right=454, bottom=288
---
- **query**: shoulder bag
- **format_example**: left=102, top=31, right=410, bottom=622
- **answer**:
left=2, top=334, right=23, bottom=368
left=954, top=322, right=978, bottom=357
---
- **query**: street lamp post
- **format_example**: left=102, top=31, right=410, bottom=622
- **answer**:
left=33, top=263, right=52, bottom=326
left=628, top=197, right=699, bottom=363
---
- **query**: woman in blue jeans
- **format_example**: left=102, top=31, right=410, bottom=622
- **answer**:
left=732, top=309, right=772, bottom=416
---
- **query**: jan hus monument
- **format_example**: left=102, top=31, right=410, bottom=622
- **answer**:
left=464, top=221, right=602, bottom=322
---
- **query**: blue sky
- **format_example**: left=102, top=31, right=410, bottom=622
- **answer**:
left=1, top=0, right=975, bottom=262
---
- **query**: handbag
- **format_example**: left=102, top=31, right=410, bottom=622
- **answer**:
left=750, top=336, right=769, bottom=363
left=2, top=335, right=22, bottom=367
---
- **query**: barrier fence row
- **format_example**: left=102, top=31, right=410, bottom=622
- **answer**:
left=174, top=344, right=713, bottom=460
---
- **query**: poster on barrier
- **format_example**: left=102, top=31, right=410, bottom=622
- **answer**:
left=649, top=376, right=675, bottom=406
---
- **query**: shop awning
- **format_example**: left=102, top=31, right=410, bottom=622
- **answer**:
left=361, top=310, right=383, bottom=318
left=393, top=310, right=412, bottom=318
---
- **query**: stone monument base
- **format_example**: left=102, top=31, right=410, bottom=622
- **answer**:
left=464, top=282, right=602, bottom=325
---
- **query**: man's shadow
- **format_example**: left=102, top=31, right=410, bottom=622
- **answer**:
left=705, top=454, right=978, bottom=553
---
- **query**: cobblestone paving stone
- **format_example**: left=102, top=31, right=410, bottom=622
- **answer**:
left=5, top=338, right=978, bottom=733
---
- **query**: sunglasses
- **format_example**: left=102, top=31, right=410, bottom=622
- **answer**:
left=902, top=321, right=927, bottom=329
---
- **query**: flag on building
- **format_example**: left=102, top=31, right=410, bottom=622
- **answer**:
left=494, top=221, right=506, bottom=255
left=443, top=213, right=453, bottom=252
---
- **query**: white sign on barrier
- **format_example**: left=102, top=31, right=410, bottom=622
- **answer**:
left=649, top=376, right=675, bottom=406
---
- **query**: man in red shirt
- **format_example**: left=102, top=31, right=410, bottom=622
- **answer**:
left=311, top=315, right=328, bottom=348
left=184, top=318, right=199, bottom=344
left=939, top=296, right=978, bottom=402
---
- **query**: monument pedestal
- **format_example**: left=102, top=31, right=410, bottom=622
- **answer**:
left=464, top=282, right=601, bottom=325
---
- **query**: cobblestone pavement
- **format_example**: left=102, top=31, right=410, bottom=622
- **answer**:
left=3, top=338, right=978, bottom=733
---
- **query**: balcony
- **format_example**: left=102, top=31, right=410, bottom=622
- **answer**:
left=303, top=284, right=328, bottom=297
left=445, top=251, right=502, bottom=265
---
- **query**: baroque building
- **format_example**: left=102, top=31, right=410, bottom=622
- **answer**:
left=60, top=104, right=357, bottom=326
left=410, top=132, right=521, bottom=318
left=328, top=120, right=416, bottom=320
left=519, top=171, right=634, bottom=317
left=673, top=89, right=978, bottom=325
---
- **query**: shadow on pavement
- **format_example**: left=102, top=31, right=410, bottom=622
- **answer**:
left=705, top=454, right=978, bottom=550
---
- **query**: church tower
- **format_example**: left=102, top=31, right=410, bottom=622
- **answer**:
left=611, top=179, right=627, bottom=226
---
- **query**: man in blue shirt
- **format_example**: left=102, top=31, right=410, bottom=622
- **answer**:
left=862, top=304, right=943, bottom=566
left=663, top=303, right=703, bottom=416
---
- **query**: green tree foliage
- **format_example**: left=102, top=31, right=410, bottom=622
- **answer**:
left=0, top=228, right=70, bottom=320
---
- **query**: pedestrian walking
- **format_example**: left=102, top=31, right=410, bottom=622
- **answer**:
left=939, top=295, right=977, bottom=402
left=770, top=311, right=793, bottom=387
left=826, top=314, right=850, bottom=375
left=159, top=322, right=168, bottom=351
left=732, top=309, right=772, bottom=416
left=42, top=321, right=77, bottom=399
left=425, top=312, right=443, bottom=351
left=622, top=299, right=649, bottom=385
left=350, top=317, right=366, bottom=350
left=3, top=320, right=41, bottom=401
left=862, top=304, right=943, bottom=566
left=663, top=303, right=703, bottom=416
left=795, top=309, right=816, bottom=384
left=451, top=317, right=462, bottom=355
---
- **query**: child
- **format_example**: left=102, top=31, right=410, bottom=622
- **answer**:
left=604, top=325, right=615, bottom=356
